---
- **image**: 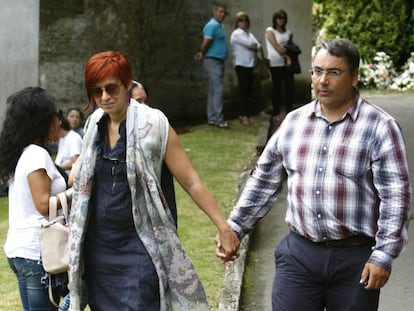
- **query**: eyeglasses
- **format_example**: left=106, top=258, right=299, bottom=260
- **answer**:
left=309, top=67, right=350, bottom=79
left=239, top=19, right=249, bottom=22
left=88, top=83, right=122, bottom=98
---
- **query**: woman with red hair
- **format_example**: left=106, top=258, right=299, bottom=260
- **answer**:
left=68, top=51, right=239, bottom=311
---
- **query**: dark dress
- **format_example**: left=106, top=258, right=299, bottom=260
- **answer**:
left=84, top=117, right=160, bottom=310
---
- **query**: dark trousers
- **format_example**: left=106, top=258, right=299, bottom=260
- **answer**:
left=269, top=66, right=294, bottom=116
left=235, top=65, right=255, bottom=116
left=272, top=232, right=380, bottom=311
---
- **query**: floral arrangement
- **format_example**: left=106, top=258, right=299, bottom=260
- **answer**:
left=359, top=52, right=414, bottom=91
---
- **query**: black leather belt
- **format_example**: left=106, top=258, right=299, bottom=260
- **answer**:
left=292, top=231, right=375, bottom=248
left=315, top=235, right=375, bottom=247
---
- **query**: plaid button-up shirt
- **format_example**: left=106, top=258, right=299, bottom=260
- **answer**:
left=229, top=96, right=411, bottom=271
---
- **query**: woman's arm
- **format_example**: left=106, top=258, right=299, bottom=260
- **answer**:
left=265, top=29, right=286, bottom=55
left=28, top=168, right=51, bottom=216
left=164, top=127, right=239, bottom=260
left=231, top=30, right=258, bottom=51
left=58, top=154, right=80, bottom=172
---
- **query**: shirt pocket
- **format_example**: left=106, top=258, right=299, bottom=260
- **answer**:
left=334, top=142, right=371, bottom=180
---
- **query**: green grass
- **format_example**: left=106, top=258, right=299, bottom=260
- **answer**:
left=0, top=115, right=263, bottom=310
left=0, top=197, right=21, bottom=310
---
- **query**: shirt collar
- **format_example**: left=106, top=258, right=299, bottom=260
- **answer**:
left=310, top=92, right=362, bottom=122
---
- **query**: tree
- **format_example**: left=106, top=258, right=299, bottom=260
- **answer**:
left=314, top=0, right=414, bottom=67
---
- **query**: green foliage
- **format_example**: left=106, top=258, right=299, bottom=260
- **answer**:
left=315, top=0, right=414, bottom=67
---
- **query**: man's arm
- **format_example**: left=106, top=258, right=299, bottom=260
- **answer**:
left=195, top=37, right=212, bottom=62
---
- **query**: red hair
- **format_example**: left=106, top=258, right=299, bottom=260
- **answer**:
left=84, top=51, right=132, bottom=110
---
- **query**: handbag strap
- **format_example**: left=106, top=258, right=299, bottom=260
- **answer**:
left=48, top=276, right=60, bottom=308
left=260, top=47, right=266, bottom=60
left=48, top=191, right=69, bottom=221
left=49, top=196, right=58, bottom=220
left=57, top=192, right=69, bottom=221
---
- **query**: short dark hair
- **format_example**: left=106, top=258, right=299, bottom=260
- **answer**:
left=313, top=38, right=360, bottom=72
left=130, top=80, right=149, bottom=98
left=66, top=107, right=84, bottom=122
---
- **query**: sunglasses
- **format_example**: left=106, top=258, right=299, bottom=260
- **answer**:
left=88, top=83, right=122, bottom=98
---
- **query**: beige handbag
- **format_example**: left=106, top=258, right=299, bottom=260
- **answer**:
left=39, top=191, right=70, bottom=274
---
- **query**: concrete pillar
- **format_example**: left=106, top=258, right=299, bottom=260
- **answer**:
left=0, top=0, right=39, bottom=121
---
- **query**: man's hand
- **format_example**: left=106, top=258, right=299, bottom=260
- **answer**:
left=359, top=262, right=390, bottom=290
left=194, top=52, right=204, bottom=63
left=215, top=231, right=240, bottom=266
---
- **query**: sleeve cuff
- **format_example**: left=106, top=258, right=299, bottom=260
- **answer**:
left=368, top=249, right=394, bottom=272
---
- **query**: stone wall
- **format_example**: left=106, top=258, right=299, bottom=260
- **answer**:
left=38, top=0, right=312, bottom=124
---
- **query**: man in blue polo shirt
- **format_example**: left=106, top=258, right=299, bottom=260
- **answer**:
left=195, top=2, right=229, bottom=129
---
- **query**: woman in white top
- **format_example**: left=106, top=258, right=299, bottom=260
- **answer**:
left=0, top=87, right=67, bottom=310
left=55, top=117, right=83, bottom=176
left=265, top=9, right=294, bottom=122
left=230, top=11, right=261, bottom=126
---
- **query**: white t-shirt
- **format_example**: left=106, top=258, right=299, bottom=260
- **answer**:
left=230, top=28, right=261, bottom=68
left=4, top=144, right=67, bottom=260
left=265, top=27, right=291, bottom=67
left=55, top=130, right=83, bottom=175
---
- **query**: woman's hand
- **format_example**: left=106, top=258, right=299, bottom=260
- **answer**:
left=285, top=55, right=292, bottom=67
left=215, top=228, right=240, bottom=265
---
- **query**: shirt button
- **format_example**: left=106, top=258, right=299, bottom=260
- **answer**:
left=318, top=167, right=323, bottom=173
left=316, top=190, right=320, bottom=195
left=317, top=214, right=322, bottom=219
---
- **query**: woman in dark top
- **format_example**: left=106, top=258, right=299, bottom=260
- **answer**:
left=68, top=51, right=239, bottom=311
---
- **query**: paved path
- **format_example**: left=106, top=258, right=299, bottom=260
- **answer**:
left=235, top=95, right=414, bottom=311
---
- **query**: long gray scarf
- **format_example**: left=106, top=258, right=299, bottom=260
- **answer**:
left=68, top=101, right=210, bottom=310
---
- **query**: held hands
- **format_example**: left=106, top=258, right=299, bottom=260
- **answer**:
left=359, top=262, right=390, bottom=290
left=215, top=228, right=240, bottom=266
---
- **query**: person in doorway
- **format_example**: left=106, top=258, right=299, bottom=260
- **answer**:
left=230, top=11, right=261, bottom=126
left=220, top=38, right=411, bottom=311
left=265, top=9, right=295, bottom=124
left=68, top=51, right=239, bottom=310
left=0, top=87, right=67, bottom=310
left=195, top=2, right=229, bottom=129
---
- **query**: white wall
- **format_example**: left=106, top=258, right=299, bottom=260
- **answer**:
left=0, top=0, right=39, bottom=122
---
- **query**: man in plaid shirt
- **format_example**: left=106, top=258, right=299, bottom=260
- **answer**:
left=222, top=38, right=411, bottom=311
